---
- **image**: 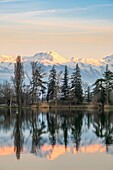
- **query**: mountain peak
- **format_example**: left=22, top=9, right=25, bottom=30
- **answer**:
left=24, top=51, right=68, bottom=65
left=46, top=51, right=57, bottom=55
left=46, top=51, right=68, bottom=64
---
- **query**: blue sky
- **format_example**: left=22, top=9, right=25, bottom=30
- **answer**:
left=0, top=0, right=113, bottom=58
left=0, top=0, right=113, bottom=19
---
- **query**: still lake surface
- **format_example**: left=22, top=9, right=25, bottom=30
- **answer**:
left=0, top=108, right=113, bottom=170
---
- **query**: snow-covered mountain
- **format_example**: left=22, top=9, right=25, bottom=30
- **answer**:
left=23, top=51, right=68, bottom=65
left=0, top=51, right=113, bottom=84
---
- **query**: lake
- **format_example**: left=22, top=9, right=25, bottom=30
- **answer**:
left=0, top=108, right=113, bottom=170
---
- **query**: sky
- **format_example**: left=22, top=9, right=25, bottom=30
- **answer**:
left=0, top=0, right=113, bottom=59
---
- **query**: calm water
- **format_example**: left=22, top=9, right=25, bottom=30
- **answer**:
left=0, top=108, right=113, bottom=169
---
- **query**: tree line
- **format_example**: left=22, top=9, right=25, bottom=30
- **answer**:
left=0, top=56, right=113, bottom=107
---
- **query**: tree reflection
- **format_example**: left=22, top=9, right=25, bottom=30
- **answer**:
left=13, top=108, right=24, bottom=159
left=86, top=113, right=92, bottom=129
left=61, top=114, right=69, bottom=149
left=47, top=112, right=57, bottom=148
left=30, top=111, right=46, bottom=153
left=104, top=113, right=113, bottom=151
left=1, top=108, right=113, bottom=159
left=0, top=109, right=12, bottom=132
left=94, top=112, right=105, bottom=138
left=94, top=111, right=113, bottom=151
left=71, top=111, right=83, bottom=151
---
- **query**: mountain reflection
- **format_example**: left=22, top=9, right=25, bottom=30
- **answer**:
left=0, top=108, right=113, bottom=159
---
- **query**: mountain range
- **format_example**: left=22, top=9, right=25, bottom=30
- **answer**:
left=0, top=51, right=113, bottom=85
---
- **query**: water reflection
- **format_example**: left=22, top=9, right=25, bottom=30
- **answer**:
left=0, top=108, right=113, bottom=159
left=71, top=111, right=83, bottom=151
left=13, top=109, right=24, bottom=159
left=93, top=111, right=113, bottom=152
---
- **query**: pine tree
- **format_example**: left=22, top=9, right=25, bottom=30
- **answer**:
left=47, top=66, right=57, bottom=101
left=70, top=64, right=83, bottom=104
left=56, top=71, right=63, bottom=100
left=103, top=64, right=113, bottom=104
left=92, top=78, right=106, bottom=107
left=62, top=65, right=69, bottom=100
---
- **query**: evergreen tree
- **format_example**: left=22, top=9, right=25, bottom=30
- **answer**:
left=92, top=78, right=106, bottom=107
left=70, top=64, right=83, bottom=104
left=92, top=65, right=113, bottom=106
left=30, top=62, right=46, bottom=104
left=47, top=66, right=57, bottom=101
left=103, top=64, right=113, bottom=104
left=61, top=65, right=69, bottom=100
left=13, top=56, right=24, bottom=106
left=56, top=71, right=63, bottom=100
left=85, top=86, right=92, bottom=103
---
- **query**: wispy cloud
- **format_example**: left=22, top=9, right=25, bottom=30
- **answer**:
left=90, top=3, right=113, bottom=8
left=0, top=6, right=113, bottom=25
left=0, top=1, right=113, bottom=58
left=52, top=3, right=113, bottom=13
left=0, top=0, right=18, bottom=3
left=0, top=1, right=113, bottom=37
left=0, top=5, right=111, bottom=18
left=0, top=3, right=113, bottom=19
left=0, top=9, right=57, bottom=20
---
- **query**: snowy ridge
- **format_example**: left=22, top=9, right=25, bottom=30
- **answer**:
left=0, top=51, right=113, bottom=83
left=70, top=57, right=105, bottom=66
left=0, top=51, right=111, bottom=66
left=0, top=55, right=16, bottom=63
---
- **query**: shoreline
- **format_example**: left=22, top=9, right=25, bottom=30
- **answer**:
left=0, top=104, right=113, bottom=111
